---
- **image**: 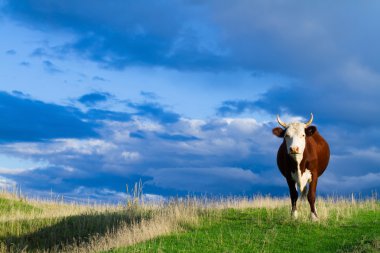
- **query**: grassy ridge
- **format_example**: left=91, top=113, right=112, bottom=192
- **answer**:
left=0, top=197, right=42, bottom=215
left=112, top=206, right=379, bottom=253
left=0, top=192, right=379, bottom=253
left=0, top=193, right=198, bottom=252
left=0, top=193, right=153, bottom=252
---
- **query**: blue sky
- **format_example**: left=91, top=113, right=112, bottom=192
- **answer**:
left=0, top=0, right=379, bottom=202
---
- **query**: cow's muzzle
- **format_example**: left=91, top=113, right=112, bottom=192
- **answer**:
left=289, top=146, right=300, bottom=154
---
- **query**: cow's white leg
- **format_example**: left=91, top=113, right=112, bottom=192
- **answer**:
left=310, top=212, right=319, bottom=221
left=291, top=210, right=298, bottom=219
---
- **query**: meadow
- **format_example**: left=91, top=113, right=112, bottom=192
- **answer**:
left=0, top=190, right=378, bottom=253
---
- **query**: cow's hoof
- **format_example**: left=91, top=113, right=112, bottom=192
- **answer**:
left=310, top=213, right=319, bottom=222
left=291, top=210, right=298, bottom=219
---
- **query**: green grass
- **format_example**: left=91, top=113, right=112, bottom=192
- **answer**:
left=109, top=206, right=380, bottom=253
left=0, top=197, right=42, bottom=215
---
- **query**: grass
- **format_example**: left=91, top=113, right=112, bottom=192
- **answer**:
left=0, top=192, right=198, bottom=252
left=0, top=197, right=42, bottom=215
left=0, top=191, right=378, bottom=253
left=108, top=198, right=380, bottom=253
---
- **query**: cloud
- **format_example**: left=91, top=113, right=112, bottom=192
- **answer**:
left=19, top=61, right=30, bottom=67
left=320, top=172, right=380, bottom=194
left=78, top=92, right=111, bottom=107
left=1, top=1, right=380, bottom=200
left=4, top=1, right=380, bottom=128
left=31, top=47, right=48, bottom=57
left=42, top=60, right=62, bottom=74
left=140, top=91, right=158, bottom=100
left=3, top=0, right=226, bottom=70
left=217, top=100, right=257, bottom=116
left=0, top=175, right=17, bottom=189
left=5, top=49, right=16, bottom=55
left=156, top=133, right=200, bottom=142
left=0, top=113, right=286, bottom=199
left=92, top=76, right=107, bottom=82
left=127, top=102, right=180, bottom=124
left=0, top=91, right=98, bottom=142
left=0, top=101, right=378, bottom=201
left=145, top=167, right=259, bottom=194
left=84, top=109, right=132, bottom=122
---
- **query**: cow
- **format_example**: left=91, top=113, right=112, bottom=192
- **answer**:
left=272, top=113, right=330, bottom=221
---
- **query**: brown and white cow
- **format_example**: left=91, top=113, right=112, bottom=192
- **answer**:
left=272, top=113, right=330, bottom=220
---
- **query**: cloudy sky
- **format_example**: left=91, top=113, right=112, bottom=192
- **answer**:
left=0, top=0, right=379, bottom=202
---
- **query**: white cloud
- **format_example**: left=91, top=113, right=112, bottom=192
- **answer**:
left=0, top=176, right=17, bottom=189
left=121, top=151, right=140, bottom=161
left=1, top=138, right=116, bottom=155
left=320, top=172, right=380, bottom=193
left=0, top=113, right=378, bottom=198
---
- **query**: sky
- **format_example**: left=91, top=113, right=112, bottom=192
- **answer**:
left=0, top=0, right=379, bottom=202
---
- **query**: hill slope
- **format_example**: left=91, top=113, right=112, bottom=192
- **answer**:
left=110, top=206, right=379, bottom=253
left=0, top=193, right=378, bottom=253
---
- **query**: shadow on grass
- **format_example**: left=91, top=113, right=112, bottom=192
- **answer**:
left=2, top=208, right=151, bottom=252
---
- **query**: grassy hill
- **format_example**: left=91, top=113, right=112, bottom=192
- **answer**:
left=0, top=192, right=379, bottom=253
left=110, top=206, right=379, bottom=253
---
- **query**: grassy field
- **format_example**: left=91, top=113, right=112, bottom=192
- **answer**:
left=0, top=192, right=379, bottom=253
left=111, top=204, right=379, bottom=253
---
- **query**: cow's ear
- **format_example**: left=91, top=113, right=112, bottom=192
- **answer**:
left=272, top=127, right=285, bottom=138
left=305, top=126, right=317, bottom=136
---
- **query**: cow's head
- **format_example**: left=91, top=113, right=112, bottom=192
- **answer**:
left=272, top=113, right=317, bottom=162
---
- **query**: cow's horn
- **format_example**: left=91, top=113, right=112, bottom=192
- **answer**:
left=305, top=113, right=313, bottom=127
left=277, top=115, right=287, bottom=128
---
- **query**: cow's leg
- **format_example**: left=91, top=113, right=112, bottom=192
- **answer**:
left=286, top=178, right=298, bottom=218
left=307, top=177, right=318, bottom=221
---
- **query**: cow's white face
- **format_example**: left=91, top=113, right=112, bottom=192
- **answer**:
left=273, top=113, right=316, bottom=163
left=284, top=123, right=307, bottom=163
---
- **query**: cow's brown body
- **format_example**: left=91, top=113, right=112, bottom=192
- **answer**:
left=273, top=119, right=330, bottom=219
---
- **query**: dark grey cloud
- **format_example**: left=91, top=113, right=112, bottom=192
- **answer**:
left=78, top=92, right=111, bottom=107
left=156, top=133, right=200, bottom=142
left=3, top=0, right=226, bottom=70
left=127, top=102, right=180, bottom=124
left=218, top=82, right=380, bottom=130
left=0, top=115, right=288, bottom=200
left=5, top=0, right=380, bottom=130
left=0, top=105, right=378, bottom=201
left=84, top=109, right=132, bottom=122
left=1, top=1, right=380, bottom=200
left=0, top=91, right=98, bottom=142
left=217, top=100, right=257, bottom=116
left=5, top=1, right=380, bottom=74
